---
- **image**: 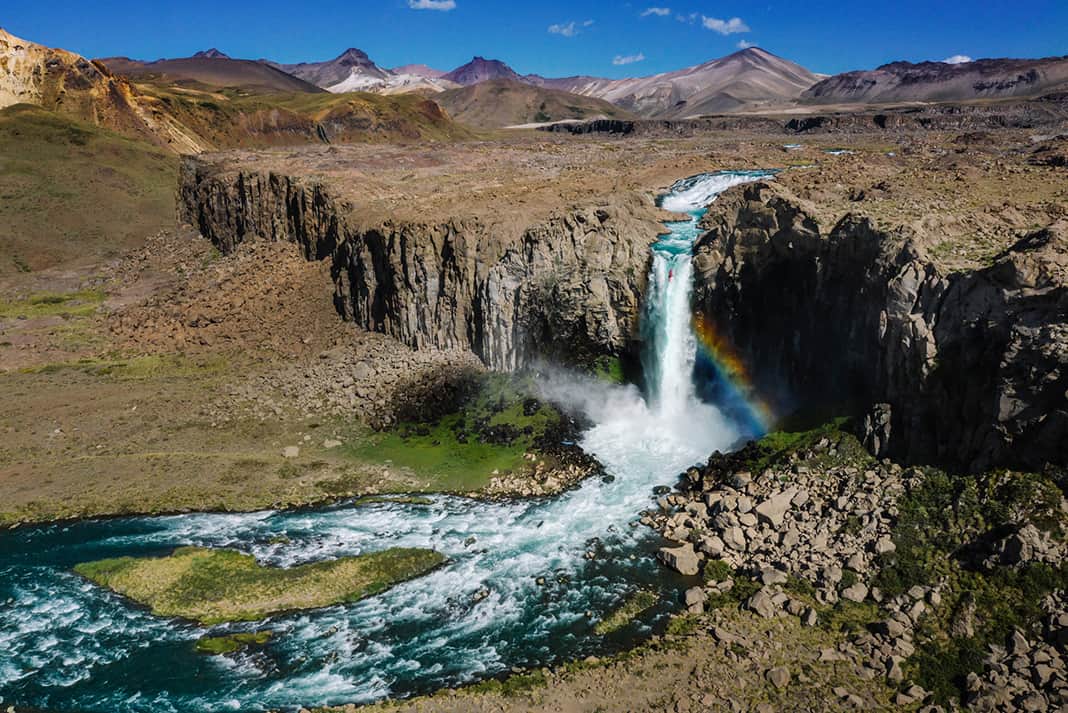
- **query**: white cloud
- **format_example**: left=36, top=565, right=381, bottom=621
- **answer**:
left=701, top=16, right=750, bottom=34
left=942, top=54, right=973, bottom=64
left=641, top=7, right=671, bottom=16
left=737, top=39, right=756, bottom=49
left=613, top=52, right=646, bottom=65
left=549, top=20, right=593, bottom=37
left=408, top=0, right=455, bottom=10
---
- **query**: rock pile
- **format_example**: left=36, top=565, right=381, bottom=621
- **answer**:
left=966, top=593, right=1068, bottom=712
left=652, top=437, right=905, bottom=609
left=482, top=455, right=597, bottom=498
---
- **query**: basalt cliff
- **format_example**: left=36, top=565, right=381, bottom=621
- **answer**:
left=177, top=158, right=656, bottom=371
left=693, top=181, right=1068, bottom=473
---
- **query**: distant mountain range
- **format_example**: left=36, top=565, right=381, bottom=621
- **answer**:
left=530, top=47, right=824, bottom=117
left=98, top=53, right=323, bottom=95
left=80, top=38, right=1068, bottom=128
left=803, top=56, right=1068, bottom=104
left=262, top=48, right=821, bottom=119
left=269, top=49, right=458, bottom=94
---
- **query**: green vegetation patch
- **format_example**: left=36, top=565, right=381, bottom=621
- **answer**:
left=195, top=631, right=272, bottom=655
left=702, top=416, right=871, bottom=482
left=344, top=373, right=566, bottom=492
left=462, top=668, right=549, bottom=698
left=595, top=590, right=659, bottom=635
left=75, top=545, right=445, bottom=624
left=874, top=467, right=1068, bottom=706
left=20, top=353, right=227, bottom=379
left=588, top=355, right=626, bottom=385
left=0, top=289, right=106, bottom=319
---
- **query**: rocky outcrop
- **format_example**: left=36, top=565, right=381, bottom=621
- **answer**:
left=544, top=96, right=1068, bottom=137
left=693, top=181, right=1068, bottom=472
left=178, top=159, right=655, bottom=370
left=0, top=28, right=206, bottom=153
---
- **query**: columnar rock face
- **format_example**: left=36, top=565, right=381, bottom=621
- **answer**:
left=178, top=159, right=653, bottom=370
left=693, top=181, right=1068, bottom=472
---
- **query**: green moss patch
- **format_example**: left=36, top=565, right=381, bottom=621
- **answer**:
left=589, top=355, right=626, bottom=385
left=0, top=289, right=106, bottom=319
left=595, top=590, right=659, bottom=635
left=195, top=631, right=272, bottom=655
left=706, top=417, right=871, bottom=479
left=75, top=545, right=445, bottom=624
left=343, top=374, right=568, bottom=492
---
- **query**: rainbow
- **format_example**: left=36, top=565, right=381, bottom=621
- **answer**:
left=691, top=312, right=775, bottom=438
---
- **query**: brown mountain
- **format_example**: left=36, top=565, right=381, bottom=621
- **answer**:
left=435, top=79, right=636, bottom=129
left=192, top=48, right=229, bottom=59
left=443, top=57, right=523, bottom=86
left=535, top=47, right=822, bottom=118
left=0, top=28, right=206, bottom=152
left=98, top=54, right=323, bottom=94
left=803, top=55, right=1068, bottom=105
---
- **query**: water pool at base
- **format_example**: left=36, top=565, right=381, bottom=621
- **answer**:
left=0, top=170, right=774, bottom=713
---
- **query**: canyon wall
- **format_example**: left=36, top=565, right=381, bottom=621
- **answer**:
left=179, top=158, right=1066, bottom=473
left=177, top=159, right=654, bottom=370
left=693, top=181, right=1068, bottom=472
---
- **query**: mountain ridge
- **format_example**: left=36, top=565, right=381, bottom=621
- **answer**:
left=435, top=78, right=636, bottom=128
left=804, top=54, right=1068, bottom=104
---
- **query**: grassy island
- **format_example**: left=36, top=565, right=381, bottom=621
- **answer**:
left=75, top=545, right=445, bottom=624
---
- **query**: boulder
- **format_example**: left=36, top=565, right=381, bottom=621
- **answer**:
left=755, top=488, right=799, bottom=528
left=747, top=588, right=778, bottom=618
left=723, top=526, right=747, bottom=551
left=841, top=582, right=869, bottom=603
left=658, top=543, right=700, bottom=576
left=767, top=666, right=791, bottom=689
left=684, top=586, right=707, bottom=607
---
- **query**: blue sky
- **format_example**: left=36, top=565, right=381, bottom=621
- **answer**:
left=4, top=1, right=1066, bottom=77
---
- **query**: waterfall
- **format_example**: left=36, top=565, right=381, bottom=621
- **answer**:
left=643, top=230, right=698, bottom=417
left=642, top=170, right=777, bottom=421
left=0, top=170, right=774, bottom=713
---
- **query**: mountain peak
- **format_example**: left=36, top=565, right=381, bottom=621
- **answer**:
left=443, top=56, right=521, bottom=86
left=336, top=48, right=372, bottom=62
left=193, top=48, right=229, bottom=59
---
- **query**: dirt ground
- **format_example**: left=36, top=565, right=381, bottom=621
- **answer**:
left=198, top=129, right=1067, bottom=272
left=0, top=229, right=477, bottom=525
